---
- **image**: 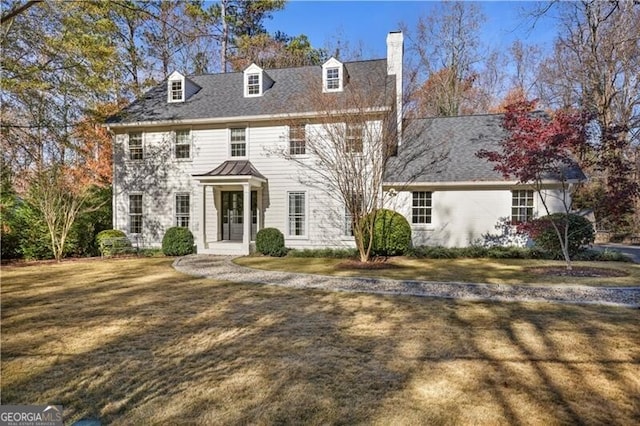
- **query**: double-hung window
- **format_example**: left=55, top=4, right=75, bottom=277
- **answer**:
left=129, top=132, right=143, bottom=160
left=170, top=80, right=183, bottom=102
left=412, top=191, right=432, bottom=224
left=326, top=67, right=340, bottom=90
left=511, top=190, right=534, bottom=223
left=175, top=129, right=191, bottom=159
left=289, top=125, right=306, bottom=155
left=175, top=193, right=190, bottom=227
left=288, top=192, right=306, bottom=237
left=230, top=128, right=246, bottom=157
left=129, top=194, right=143, bottom=234
left=346, top=123, right=363, bottom=153
left=247, top=73, right=260, bottom=95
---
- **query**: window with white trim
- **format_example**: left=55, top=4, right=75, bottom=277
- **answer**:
left=129, top=194, right=143, bottom=234
left=346, top=123, right=363, bottom=153
left=289, top=125, right=306, bottom=155
left=326, top=67, right=340, bottom=90
left=288, top=192, right=306, bottom=237
left=174, top=129, right=191, bottom=159
left=512, top=190, right=534, bottom=223
left=247, top=73, right=260, bottom=95
left=412, top=191, right=432, bottom=224
left=230, top=128, right=246, bottom=157
left=128, top=132, right=143, bottom=160
left=175, top=193, right=190, bottom=227
left=170, top=80, right=183, bottom=102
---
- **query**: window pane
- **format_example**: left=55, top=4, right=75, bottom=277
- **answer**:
left=129, top=132, right=143, bottom=160
left=326, top=67, right=340, bottom=89
left=175, top=194, right=190, bottom=227
left=247, top=74, right=260, bottom=95
left=230, top=128, right=246, bottom=157
left=288, top=192, right=305, bottom=236
left=346, top=123, right=363, bottom=153
left=412, top=191, right=432, bottom=224
left=511, top=190, right=534, bottom=223
left=175, top=130, right=191, bottom=159
left=171, top=81, right=183, bottom=101
left=289, top=125, right=306, bottom=155
left=129, top=194, right=142, bottom=234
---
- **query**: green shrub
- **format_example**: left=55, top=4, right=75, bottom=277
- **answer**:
left=363, top=209, right=412, bottom=256
left=520, top=213, right=594, bottom=259
left=287, top=248, right=358, bottom=258
left=407, top=245, right=552, bottom=260
left=96, top=229, right=132, bottom=256
left=574, top=249, right=633, bottom=262
left=256, top=227, right=286, bottom=256
left=162, top=227, right=194, bottom=256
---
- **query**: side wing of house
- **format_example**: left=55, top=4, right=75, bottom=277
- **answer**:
left=384, top=114, right=583, bottom=248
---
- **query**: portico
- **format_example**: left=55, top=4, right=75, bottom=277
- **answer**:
left=193, top=161, right=266, bottom=255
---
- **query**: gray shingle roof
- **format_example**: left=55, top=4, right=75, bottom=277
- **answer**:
left=194, top=160, right=266, bottom=180
left=107, top=59, right=392, bottom=124
left=384, top=114, right=586, bottom=184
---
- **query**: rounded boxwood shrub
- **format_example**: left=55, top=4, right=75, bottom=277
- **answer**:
left=256, top=227, right=286, bottom=256
left=363, top=209, right=412, bottom=256
left=162, top=227, right=194, bottom=256
left=96, top=229, right=131, bottom=256
left=522, top=213, right=594, bottom=259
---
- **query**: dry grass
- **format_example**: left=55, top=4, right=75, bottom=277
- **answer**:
left=1, top=257, right=639, bottom=425
left=235, top=256, right=640, bottom=287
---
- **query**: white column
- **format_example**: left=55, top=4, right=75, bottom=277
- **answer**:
left=199, top=183, right=207, bottom=251
left=256, top=186, right=262, bottom=234
left=242, top=183, right=251, bottom=249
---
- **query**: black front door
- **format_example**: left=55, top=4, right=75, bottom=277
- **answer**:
left=221, top=191, right=257, bottom=241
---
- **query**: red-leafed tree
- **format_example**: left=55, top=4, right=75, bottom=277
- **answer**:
left=477, top=99, right=591, bottom=270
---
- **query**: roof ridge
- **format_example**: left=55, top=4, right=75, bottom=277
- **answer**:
left=187, top=58, right=387, bottom=78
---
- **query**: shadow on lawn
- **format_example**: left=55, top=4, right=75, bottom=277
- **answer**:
left=1, top=258, right=639, bottom=424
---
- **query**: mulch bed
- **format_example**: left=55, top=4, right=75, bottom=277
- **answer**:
left=526, top=266, right=629, bottom=278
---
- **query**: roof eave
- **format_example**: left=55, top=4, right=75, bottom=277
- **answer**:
left=103, top=106, right=391, bottom=129
left=383, top=178, right=584, bottom=189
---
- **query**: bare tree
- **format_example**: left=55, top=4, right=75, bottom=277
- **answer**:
left=536, top=0, right=640, bottom=233
left=272, top=66, right=445, bottom=262
left=404, top=1, right=486, bottom=116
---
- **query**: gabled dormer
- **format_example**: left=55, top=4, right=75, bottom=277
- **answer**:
left=243, top=63, right=273, bottom=98
left=167, top=71, right=185, bottom=103
left=167, top=71, right=201, bottom=104
left=322, top=57, right=344, bottom=93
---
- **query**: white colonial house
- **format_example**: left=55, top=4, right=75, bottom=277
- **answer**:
left=106, top=31, right=584, bottom=255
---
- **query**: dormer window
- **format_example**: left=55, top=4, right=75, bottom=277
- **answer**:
left=322, top=57, right=344, bottom=92
left=326, top=68, right=340, bottom=90
left=243, top=63, right=272, bottom=97
left=167, top=71, right=186, bottom=103
left=170, top=81, right=183, bottom=102
left=247, top=73, right=260, bottom=95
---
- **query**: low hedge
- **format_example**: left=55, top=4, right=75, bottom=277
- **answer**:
left=286, top=248, right=358, bottom=259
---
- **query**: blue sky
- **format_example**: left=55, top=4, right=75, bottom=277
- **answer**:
left=264, top=1, right=559, bottom=58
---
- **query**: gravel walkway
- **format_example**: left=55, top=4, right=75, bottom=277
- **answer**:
left=173, top=255, right=640, bottom=308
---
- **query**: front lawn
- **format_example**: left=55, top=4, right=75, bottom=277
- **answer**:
left=2, top=258, right=639, bottom=424
left=235, top=256, right=640, bottom=287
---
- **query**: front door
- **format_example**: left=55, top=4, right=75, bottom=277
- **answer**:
left=221, top=191, right=257, bottom=241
